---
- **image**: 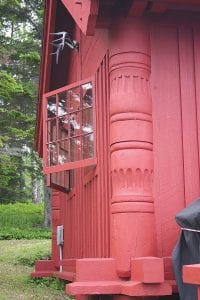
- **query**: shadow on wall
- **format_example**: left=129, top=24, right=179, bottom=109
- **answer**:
left=159, top=295, right=180, bottom=300
left=88, top=295, right=180, bottom=300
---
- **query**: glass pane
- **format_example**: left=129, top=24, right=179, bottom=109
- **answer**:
left=50, top=170, right=74, bottom=192
left=83, top=133, right=94, bottom=159
left=47, top=96, right=56, bottom=118
left=70, top=112, right=81, bottom=137
left=58, top=115, right=69, bottom=139
left=69, top=87, right=80, bottom=112
left=51, top=172, right=58, bottom=185
left=82, top=82, right=92, bottom=108
left=47, top=143, right=57, bottom=166
left=58, top=92, right=67, bottom=117
left=58, top=140, right=69, bottom=165
left=47, top=119, right=56, bottom=142
left=70, top=137, right=82, bottom=161
left=45, top=80, right=94, bottom=171
left=51, top=171, right=69, bottom=190
left=63, top=171, right=70, bottom=188
left=82, top=108, right=93, bottom=134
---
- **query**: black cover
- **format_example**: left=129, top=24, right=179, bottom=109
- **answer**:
left=172, top=198, right=200, bottom=300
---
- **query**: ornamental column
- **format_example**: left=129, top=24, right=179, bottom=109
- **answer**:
left=109, top=16, right=157, bottom=278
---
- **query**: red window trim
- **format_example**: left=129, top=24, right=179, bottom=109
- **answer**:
left=42, top=76, right=97, bottom=175
left=44, top=158, right=97, bottom=174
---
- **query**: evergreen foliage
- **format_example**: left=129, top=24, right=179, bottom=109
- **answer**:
left=0, top=154, right=23, bottom=202
left=0, top=0, right=44, bottom=203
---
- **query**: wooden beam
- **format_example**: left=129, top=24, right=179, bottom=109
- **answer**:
left=150, top=3, right=167, bottom=13
left=61, top=0, right=99, bottom=35
left=153, top=0, right=200, bottom=5
left=128, top=0, right=148, bottom=16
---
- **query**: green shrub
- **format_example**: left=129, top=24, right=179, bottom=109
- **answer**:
left=0, top=203, right=51, bottom=239
left=0, top=228, right=51, bottom=240
left=0, top=202, right=44, bottom=227
left=28, top=277, right=66, bottom=291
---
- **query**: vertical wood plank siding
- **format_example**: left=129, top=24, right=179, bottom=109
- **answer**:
left=151, top=15, right=200, bottom=258
left=62, top=54, right=110, bottom=259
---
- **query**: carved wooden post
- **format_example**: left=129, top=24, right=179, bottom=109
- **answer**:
left=109, top=16, right=157, bottom=278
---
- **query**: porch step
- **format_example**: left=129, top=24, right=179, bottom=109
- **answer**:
left=54, top=271, right=75, bottom=282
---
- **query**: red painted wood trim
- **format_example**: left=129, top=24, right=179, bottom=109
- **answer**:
left=183, top=264, right=200, bottom=285
left=128, top=1, right=148, bottom=17
left=54, top=271, right=75, bottom=281
left=43, top=158, right=97, bottom=174
left=35, top=0, right=56, bottom=156
left=155, top=0, right=200, bottom=4
left=66, top=280, right=171, bottom=297
left=61, top=0, right=99, bottom=35
left=43, top=76, right=94, bottom=98
left=42, top=76, right=97, bottom=174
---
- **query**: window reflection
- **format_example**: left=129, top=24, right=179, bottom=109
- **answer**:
left=45, top=80, right=94, bottom=168
left=50, top=170, right=74, bottom=193
left=69, top=87, right=80, bottom=112
left=58, top=140, right=69, bottom=165
left=47, top=143, right=57, bottom=166
left=82, top=108, right=93, bottom=134
left=70, top=137, right=82, bottom=161
left=82, top=82, right=92, bottom=107
left=47, top=119, right=56, bottom=142
left=59, top=116, right=68, bottom=139
left=47, top=96, right=56, bottom=118
left=70, top=113, right=80, bottom=137
left=83, top=133, right=94, bottom=159
left=58, top=92, right=67, bottom=117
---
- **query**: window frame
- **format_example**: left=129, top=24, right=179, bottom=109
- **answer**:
left=42, top=76, right=97, bottom=175
left=50, top=170, right=74, bottom=193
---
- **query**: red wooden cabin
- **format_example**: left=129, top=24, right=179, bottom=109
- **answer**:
left=33, top=0, right=200, bottom=299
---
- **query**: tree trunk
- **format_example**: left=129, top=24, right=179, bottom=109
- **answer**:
left=31, top=154, right=43, bottom=204
left=44, top=177, right=52, bottom=228
left=32, top=176, right=43, bottom=204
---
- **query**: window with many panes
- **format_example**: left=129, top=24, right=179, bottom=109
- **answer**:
left=43, top=78, right=96, bottom=180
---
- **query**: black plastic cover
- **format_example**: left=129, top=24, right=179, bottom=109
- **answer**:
left=172, top=198, right=200, bottom=300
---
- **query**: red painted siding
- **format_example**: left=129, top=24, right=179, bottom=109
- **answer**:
left=57, top=54, right=110, bottom=260
left=151, top=14, right=200, bottom=258
left=52, top=13, right=200, bottom=267
left=67, top=26, right=109, bottom=84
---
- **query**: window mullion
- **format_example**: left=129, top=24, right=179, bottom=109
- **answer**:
left=44, top=78, right=95, bottom=178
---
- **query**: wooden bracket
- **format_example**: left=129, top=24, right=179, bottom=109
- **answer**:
left=61, top=0, right=99, bottom=35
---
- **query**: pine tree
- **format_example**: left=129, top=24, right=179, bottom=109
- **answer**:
left=0, top=0, right=44, bottom=204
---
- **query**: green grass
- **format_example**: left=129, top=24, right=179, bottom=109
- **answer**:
left=0, top=239, right=52, bottom=266
left=0, top=203, right=51, bottom=239
left=0, top=204, right=67, bottom=298
left=0, top=240, right=68, bottom=300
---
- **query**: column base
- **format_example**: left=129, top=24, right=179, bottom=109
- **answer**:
left=31, top=259, right=56, bottom=278
left=66, top=257, right=172, bottom=297
left=31, top=257, right=172, bottom=298
left=183, top=264, right=200, bottom=300
left=66, top=281, right=171, bottom=297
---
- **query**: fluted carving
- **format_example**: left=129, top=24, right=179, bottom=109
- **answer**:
left=111, top=74, right=149, bottom=95
left=111, top=168, right=153, bottom=196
